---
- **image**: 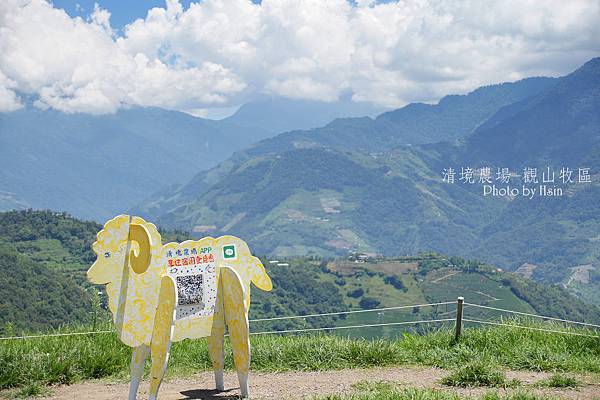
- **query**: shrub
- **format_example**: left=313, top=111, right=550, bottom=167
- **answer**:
left=441, top=362, right=508, bottom=387
left=482, top=392, right=554, bottom=400
left=347, top=288, right=364, bottom=298
left=383, top=275, right=407, bottom=292
left=12, top=382, right=52, bottom=398
left=538, top=373, right=580, bottom=388
left=359, top=297, right=380, bottom=309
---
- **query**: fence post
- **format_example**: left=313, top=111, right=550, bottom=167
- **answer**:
left=454, top=296, right=464, bottom=341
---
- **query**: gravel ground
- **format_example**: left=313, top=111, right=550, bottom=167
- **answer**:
left=8, top=367, right=600, bottom=399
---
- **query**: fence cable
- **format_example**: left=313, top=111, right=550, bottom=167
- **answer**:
left=462, top=318, right=600, bottom=338
left=0, top=302, right=452, bottom=341
left=248, top=318, right=455, bottom=336
left=249, top=301, right=454, bottom=323
left=0, top=330, right=114, bottom=341
left=2, top=299, right=599, bottom=341
left=464, top=302, right=600, bottom=329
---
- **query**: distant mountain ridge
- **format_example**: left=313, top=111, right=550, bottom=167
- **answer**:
left=0, top=106, right=275, bottom=220
left=465, top=57, right=600, bottom=166
left=136, top=74, right=562, bottom=224
left=223, top=95, right=385, bottom=134
left=376, top=76, right=557, bottom=144
left=238, top=76, right=557, bottom=159
left=136, top=58, right=600, bottom=308
left=0, top=98, right=386, bottom=220
left=0, top=75, right=554, bottom=221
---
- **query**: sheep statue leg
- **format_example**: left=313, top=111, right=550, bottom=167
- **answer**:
left=148, top=276, right=177, bottom=400
left=129, top=344, right=150, bottom=400
left=221, top=266, right=251, bottom=399
left=208, top=302, right=226, bottom=391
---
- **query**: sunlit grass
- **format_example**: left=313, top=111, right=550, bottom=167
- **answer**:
left=441, top=361, right=513, bottom=388
left=0, top=319, right=598, bottom=390
left=319, top=382, right=556, bottom=400
left=536, top=373, right=580, bottom=389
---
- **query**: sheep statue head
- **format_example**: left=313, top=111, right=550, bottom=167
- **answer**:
left=87, top=215, right=272, bottom=400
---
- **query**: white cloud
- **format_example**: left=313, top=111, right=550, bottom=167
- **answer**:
left=0, top=0, right=244, bottom=113
left=0, top=70, right=22, bottom=111
left=0, top=0, right=598, bottom=114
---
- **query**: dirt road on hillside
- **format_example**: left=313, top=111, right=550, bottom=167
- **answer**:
left=8, top=367, right=600, bottom=399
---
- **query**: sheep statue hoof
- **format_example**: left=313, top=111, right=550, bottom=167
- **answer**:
left=215, top=369, right=225, bottom=391
left=87, top=215, right=273, bottom=400
left=238, top=371, right=250, bottom=398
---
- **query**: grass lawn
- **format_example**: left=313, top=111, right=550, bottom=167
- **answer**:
left=1, top=320, right=599, bottom=390
left=318, top=382, right=561, bottom=400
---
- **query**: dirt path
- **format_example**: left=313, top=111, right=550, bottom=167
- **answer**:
left=474, top=291, right=499, bottom=301
left=432, top=271, right=459, bottom=283
left=26, top=367, right=600, bottom=400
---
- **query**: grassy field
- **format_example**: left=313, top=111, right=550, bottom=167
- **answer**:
left=311, top=259, right=538, bottom=339
left=1, top=320, right=599, bottom=391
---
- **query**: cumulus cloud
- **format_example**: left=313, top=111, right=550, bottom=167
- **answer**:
left=0, top=0, right=244, bottom=113
left=0, top=70, right=22, bottom=111
left=0, top=0, right=598, bottom=113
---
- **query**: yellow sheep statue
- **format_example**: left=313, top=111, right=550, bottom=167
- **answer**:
left=87, top=215, right=272, bottom=399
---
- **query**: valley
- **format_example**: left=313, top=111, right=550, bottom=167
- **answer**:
left=135, top=58, right=600, bottom=307
left=2, top=59, right=600, bottom=328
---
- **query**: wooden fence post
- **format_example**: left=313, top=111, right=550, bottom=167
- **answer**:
left=454, top=296, right=464, bottom=341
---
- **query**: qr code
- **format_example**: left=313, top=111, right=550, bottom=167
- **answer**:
left=176, top=275, right=204, bottom=306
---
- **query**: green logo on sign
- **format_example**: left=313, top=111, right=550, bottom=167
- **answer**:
left=223, top=245, right=236, bottom=259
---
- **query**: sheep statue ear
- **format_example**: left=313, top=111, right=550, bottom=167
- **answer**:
left=129, top=223, right=152, bottom=274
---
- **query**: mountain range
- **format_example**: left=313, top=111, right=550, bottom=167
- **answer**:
left=0, top=97, right=384, bottom=221
left=2, top=57, right=599, bottom=306
left=0, top=106, right=271, bottom=220
left=1, top=77, right=554, bottom=221
left=135, top=58, right=600, bottom=306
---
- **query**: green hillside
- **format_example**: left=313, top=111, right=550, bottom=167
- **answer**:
left=0, top=210, right=100, bottom=267
left=0, top=211, right=99, bottom=332
left=2, top=209, right=599, bottom=336
left=259, top=255, right=600, bottom=334
left=137, top=58, right=600, bottom=306
left=0, top=243, right=91, bottom=333
left=139, top=146, right=500, bottom=256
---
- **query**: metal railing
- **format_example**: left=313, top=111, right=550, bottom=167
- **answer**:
left=1, top=297, right=598, bottom=341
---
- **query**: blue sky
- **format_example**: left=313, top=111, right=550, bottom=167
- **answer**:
left=1, top=0, right=599, bottom=116
left=51, top=0, right=260, bottom=30
left=52, top=1, right=196, bottom=30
